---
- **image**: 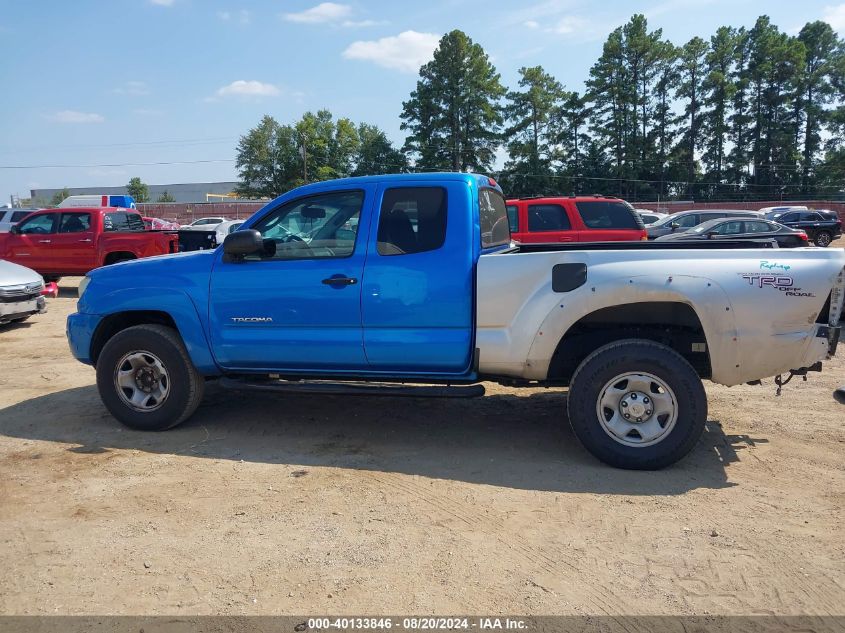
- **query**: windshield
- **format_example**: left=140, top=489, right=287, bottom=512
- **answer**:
left=651, top=213, right=683, bottom=227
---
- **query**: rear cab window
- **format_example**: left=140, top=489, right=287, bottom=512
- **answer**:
left=479, top=188, right=510, bottom=249
left=575, top=201, right=643, bottom=230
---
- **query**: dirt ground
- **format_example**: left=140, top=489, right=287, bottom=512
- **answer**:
left=1, top=244, right=844, bottom=617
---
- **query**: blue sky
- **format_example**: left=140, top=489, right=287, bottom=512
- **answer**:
left=1, top=0, right=843, bottom=203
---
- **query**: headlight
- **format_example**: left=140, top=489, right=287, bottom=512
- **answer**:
left=78, top=275, right=91, bottom=298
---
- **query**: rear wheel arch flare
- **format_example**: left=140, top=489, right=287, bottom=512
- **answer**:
left=547, top=301, right=712, bottom=384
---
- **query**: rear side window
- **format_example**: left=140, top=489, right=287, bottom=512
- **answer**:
left=377, top=187, right=447, bottom=256
left=479, top=188, right=510, bottom=249
left=803, top=212, right=823, bottom=221
left=576, top=201, right=642, bottom=230
left=11, top=211, right=31, bottom=222
left=506, top=205, right=519, bottom=233
left=528, top=204, right=571, bottom=232
left=59, top=213, right=91, bottom=233
left=104, top=212, right=145, bottom=232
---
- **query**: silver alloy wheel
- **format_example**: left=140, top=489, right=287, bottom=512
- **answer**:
left=817, top=232, right=831, bottom=247
left=595, top=372, right=678, bottom=447
left=114, top=350, right=170, bottom=412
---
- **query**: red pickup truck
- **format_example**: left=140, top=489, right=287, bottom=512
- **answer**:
left=506, top=195, right=647, bottom=243
left=0, top=207, right=178, bottom=281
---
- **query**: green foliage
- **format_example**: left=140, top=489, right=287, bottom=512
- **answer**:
left=353, top=123, right=408, bottom=176
left=156, top=190, right=175, bottom=203
left=235, top=113, right=404, bottom=198
left=50, top=187, right=70, bottom=206
left=126, top=177, right=150, bottom=203
left=401, top=30, right=506, bottom=172
left=503, top=65, right=568, bottom=196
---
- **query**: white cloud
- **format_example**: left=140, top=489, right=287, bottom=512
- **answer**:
left=113, top=81, right=149, bottom=96
left=548, top=16, right=587, bottom=34
left=216, top=80, right=280, bottom=97
left=149, top=0, right=175, bottom=6
left=46, top=110, right=105, bottom=124
left=343, top=31, right=439, bottom=73
left=284, top=2, right=351, bottom=23
left=823, top=3, right=845, bottom=32
left=524, top=20, right=539, bottom=28
left=342, top=19, right=387, bottom=27
left=218, top=9, right=250, bottom=24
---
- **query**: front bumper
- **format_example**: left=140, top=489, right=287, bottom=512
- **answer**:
left=66, top=312, right=102, bottom=365
left=0, top=295, right=46, bottom=324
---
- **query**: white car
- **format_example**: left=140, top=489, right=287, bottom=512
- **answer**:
left=180, top=217, right=229, bottom=230
left=211, top=220, right=244, bottom=246
left=0, top=259, right=46, bottom=325
left=0, top=208, right=38, bottom=233
left=635, top=209, right=668, bottom=225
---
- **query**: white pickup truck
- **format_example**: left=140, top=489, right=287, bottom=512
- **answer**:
left=67, top=173, right=845, bottom=470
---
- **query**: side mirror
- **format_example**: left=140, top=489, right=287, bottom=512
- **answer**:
left=670, top=222, right=680, bottom=231
left=706, top=231, right=718, bottom=238
left=9, top=225, right=19, bottom=234
left=223, top=229, right=264, bottom=259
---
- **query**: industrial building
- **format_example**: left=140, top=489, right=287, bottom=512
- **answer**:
left=30, top=181, right=243, bottom=204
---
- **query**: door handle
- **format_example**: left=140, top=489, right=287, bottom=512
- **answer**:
left=322, top=276, right=358, bottom=286
left=38, top=239, right=51, bottom=244
left=78, top=238, right=93, bottom=243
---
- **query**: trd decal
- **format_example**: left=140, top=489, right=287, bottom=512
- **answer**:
left=739, top=273, right=815, bottom=298
left=741, top=274, right=793, bottom=288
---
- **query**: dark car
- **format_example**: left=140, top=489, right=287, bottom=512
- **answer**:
left=646, top=209, right=760, bottom=239
left=763, top=209, right=842, bottom=247
left=655, top=217, right=809, bottom=247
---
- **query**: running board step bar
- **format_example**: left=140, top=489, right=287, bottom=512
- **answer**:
left=219, top=377, right=485, bottom=398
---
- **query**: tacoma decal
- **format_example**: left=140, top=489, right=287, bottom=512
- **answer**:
left=231, top=317, right=273, bottom=323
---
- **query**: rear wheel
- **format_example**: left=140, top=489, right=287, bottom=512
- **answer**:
left=815, top=231, right=832, bottom=247
left=95, top=324, right=204, bottom=431
left=567, top=339, right=707, bottom=470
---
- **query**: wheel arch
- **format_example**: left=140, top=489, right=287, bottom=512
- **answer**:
left=546, top=301, right=713, bottom=385
left=85, top=288, right=219, bottom=375
left=103, top=251, right=137, bottom=265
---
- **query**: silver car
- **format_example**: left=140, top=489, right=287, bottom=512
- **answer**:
left=0, top=259, right=46, bottom=325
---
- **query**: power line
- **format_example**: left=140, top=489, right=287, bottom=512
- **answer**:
left=0, top=159, right=236, bottom=170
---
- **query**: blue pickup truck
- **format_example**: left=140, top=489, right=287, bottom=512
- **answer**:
left=67, top=173, right=845, bottom=469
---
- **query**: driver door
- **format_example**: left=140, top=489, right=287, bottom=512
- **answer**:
left=208, top=187, right=374, bottom=371
left=5, top=212, right=59, bottom=271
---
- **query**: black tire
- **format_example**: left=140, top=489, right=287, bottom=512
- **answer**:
left=567, top=339, right=707, bottom=470
left=95, top=324, right=204, bottom=431
left=814, top=231, right=832, bottom=247
left=11, top=316, right=30, bottom=323
left=43, top=276, right=61, bottom=283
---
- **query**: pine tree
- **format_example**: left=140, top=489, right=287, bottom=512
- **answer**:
left=502, top=65, right=566, bottom=195
left=401, top=30, right=505, bottom=172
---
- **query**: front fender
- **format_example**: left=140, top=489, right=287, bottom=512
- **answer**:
left=523, top=274, right=739, bottom=383
left=82, top=287, right=219, bottom=374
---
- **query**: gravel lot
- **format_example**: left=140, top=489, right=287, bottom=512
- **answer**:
left=1, top=246, right=844, bottom=616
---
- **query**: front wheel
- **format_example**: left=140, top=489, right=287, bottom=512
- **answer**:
left=567, top=339, right=707, bottom=470
left=814, top=231, right=832, bottom=247
left=95, top=324, right=204, bottom=431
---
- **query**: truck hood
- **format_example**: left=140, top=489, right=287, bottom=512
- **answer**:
left=0, top=258, right=43, bottom=287
left=88, top=249, right=216, bottom=281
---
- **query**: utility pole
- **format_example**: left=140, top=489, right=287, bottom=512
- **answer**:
left=299, top=133, right=308, bottom=183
